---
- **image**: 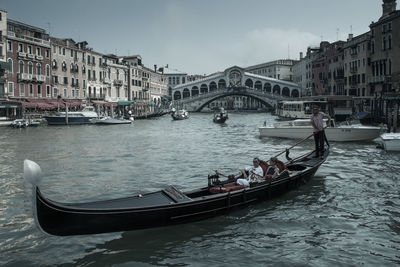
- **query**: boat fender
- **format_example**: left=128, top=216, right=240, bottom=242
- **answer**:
left=228, top=174, right=235, bottom=179
left=24, top=159, right=42, bottom=186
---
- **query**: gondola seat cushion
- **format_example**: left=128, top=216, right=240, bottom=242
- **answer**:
left=209, top=184, right=245, bottom=194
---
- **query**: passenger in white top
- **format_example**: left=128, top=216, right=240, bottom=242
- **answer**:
left=236, top=157, right=264, bottom=187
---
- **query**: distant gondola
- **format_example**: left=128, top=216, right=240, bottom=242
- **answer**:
left=171, top=108, right=188, bottom=120
left=24, top=147, right=329, bottom=236
left=213, top=108, right=228, bottom=123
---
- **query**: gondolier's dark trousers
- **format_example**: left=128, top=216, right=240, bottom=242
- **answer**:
left=314, top=130, right=325, bottom=157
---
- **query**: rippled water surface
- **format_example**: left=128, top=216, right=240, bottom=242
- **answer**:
left=0, top=113, right=399, bottom=266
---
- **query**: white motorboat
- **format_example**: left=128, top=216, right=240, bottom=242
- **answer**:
left=90, top=116, right=133, bottom=125
left=376, top=133, right=400, bottom=151
left=259, top=119, right=385, bottom=142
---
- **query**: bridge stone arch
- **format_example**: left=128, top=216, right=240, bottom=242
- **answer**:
left=174, top=91, right=181, bottom=100
left=200, top=84, right=208, bottom=94
left=264, top=83, right=272, bottom=93
left=255, top=80, right=262, bottom=90
left=273, top=84, right=281, bottom=95
left=183, top=88, right=190, bottom=98
left=291, top=89, right=299, bottom=97
left=195, top=90, right=274, bottom=112
left=245, top=79, right=253, bottom=88
left=209, top=81, right=217, bottom=92
left=192, top=86, right=199, bottom=97
left=218, top=79, right=227, bottom=89
left=282, top=87, right=290, bottom=97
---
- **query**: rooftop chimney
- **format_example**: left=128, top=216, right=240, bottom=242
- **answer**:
left=154, top=64, right=157, bottom=72
left=347, top=34, right=353, bottom=41
left=299, top=52, right=303, bottom=60
left=382, top=0, right=397, bottom=17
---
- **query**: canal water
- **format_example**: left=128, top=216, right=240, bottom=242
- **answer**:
left=0, top=113, right=399, bottom=266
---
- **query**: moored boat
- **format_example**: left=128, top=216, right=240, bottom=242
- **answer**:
left=376, top=133, right=400, bottom=151
left=24, top=145, right=328, bottom=236
left=259, top=119, right=385, bottom=142
left=43, top=106, right=98, bottom=125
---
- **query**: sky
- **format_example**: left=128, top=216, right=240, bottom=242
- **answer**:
left=1, top=0, right=384, bottom=75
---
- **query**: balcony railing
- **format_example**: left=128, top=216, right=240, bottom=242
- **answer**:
left=113, top=79, right=123, bottom=86
left=35, top=75, right=46, bottom=82
left=368, top=76, right=385, bottom=84
left=104, top=78, right=111, bottom=84
left=27, top=54, right=35, bottom=59
left=18, top=52, right=26, bottom=58
left=350, top=67, right=358, bottom=73
left=18, top=73, right=33, bottom=81
left=36, top=55, right=43, bottom=60
left=8, top=31, right=51, bottom=47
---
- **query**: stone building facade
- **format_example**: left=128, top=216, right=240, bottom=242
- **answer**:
left=6, top=19, right=51, bottom=100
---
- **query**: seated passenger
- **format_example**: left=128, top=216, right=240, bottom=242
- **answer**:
left=235, top=157, right=264, bottom=187
left=264, top=157, right=280, bottom=179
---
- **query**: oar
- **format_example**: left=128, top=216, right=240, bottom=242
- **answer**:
left=273, top=132, right=315, bottom=158
left=273, top=125, right=329, bottom=159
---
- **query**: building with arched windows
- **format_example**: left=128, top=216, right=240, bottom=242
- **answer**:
left=5, top=19, right=51, bottom=100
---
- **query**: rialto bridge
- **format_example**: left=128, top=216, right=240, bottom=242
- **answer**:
left=171, top=66, right=300, bottom=112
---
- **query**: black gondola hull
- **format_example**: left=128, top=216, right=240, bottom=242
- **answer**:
left=34, top=149, right=327, bottom=236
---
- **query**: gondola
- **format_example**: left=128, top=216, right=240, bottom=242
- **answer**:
left=24, top=146, right=329, bottom=236
left=213, top=108, right=228, bottom=123
left=213, top=112, right=228, bottom=123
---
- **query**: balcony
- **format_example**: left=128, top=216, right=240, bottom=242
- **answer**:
left=18, top=52, right=26, bottom=58
left=113, top=79, right=123, bottom=86
left=7, top=31, right=51, bottom=47
left=18, top=73, right=33, bottom=81
left=368, top=76, right=385, bottom=84
left=88, top=94, right=105, bottom=100
left=27, top=54, right=35, bottom=59
left=103, top=78, right=111, bottom=84
left=350, top=67, right=358, bottom=73
left=36, top=55, right=43, bottom=60
left=35, top=75, right=46, bottom=82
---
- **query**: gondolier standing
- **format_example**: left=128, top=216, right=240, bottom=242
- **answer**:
left=310, top=106, right=331, bottom=159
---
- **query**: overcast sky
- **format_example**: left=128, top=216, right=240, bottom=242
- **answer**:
left=2, top=0, right=384, bottom=75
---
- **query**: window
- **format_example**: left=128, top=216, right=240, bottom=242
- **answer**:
left=8, top=82, right=14, bottom=95
left=53, top=88, right=58, bottom=97
left=46, top=85, right=50, bottom=96
left=62, top=48, right=65, bottom=55
left=7, top=58, right=12, bottom=73
left=37, top=85, right=41, bottom=96
left=28, top=62, right=33, bottom=74
left=70, top=49, right=73, bottom=57
left=46, top=65, right=50, bottom=76
left=7, top=41, right=12, bottom=51
left=72, top=89, right=75, bottom=97
left=18, top=43, right=23, bottom=52
left=28, top=45, right=32, bottom=54
left=63, top=77, right=68, bottom=85
left=20, top=83, right=24, bottom=95
left=29, top=84, right=33, bottom=96
left=19, top=61, right=24, bottom=73
left=45, top=49, right=50, bottom=58
left=53, top=45, right=56, bottom=54
left=36, top=63, right=41, bottom=75
left=36, top=47, right=41, bottom=56
left=64, top=88, right=67, bottom=97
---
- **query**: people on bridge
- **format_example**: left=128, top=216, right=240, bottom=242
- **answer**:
left=310, top=106, right=331, bottom=159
